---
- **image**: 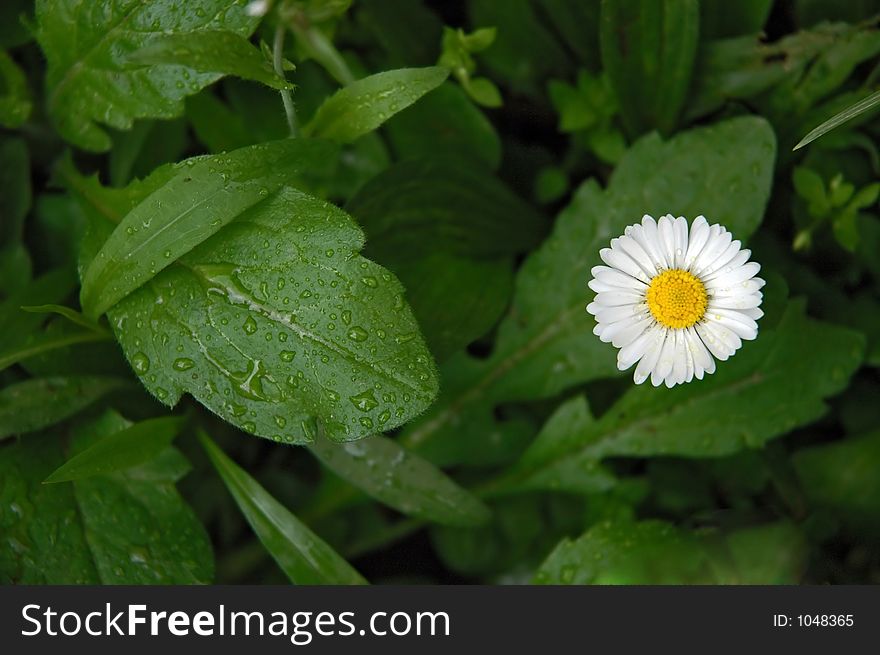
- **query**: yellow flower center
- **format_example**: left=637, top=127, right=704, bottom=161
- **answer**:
left=645, top=269, right=708, bottom=329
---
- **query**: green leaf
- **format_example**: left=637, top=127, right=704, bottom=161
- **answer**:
left=302, top=67, right=449, bottom=143
left=384, top=82, right=502, bottom=170
left=200, top=432, right=366, bottom=584
left=308, top=433, right=490, bottom=526
left=36, top=0, right=261, bottom=151
left=534, top=519, right=807, bottom=584
left=45, top=416, right=185, bottom=482
left=600, top=0, right=699, bottom=136
left=128, top=31, right=291, bottom=90
left=347, top=156, right=544, bottom=360
left=792, top=166, right=828, bottom=210
left=0, top=50, right=31, bottom=127
left=794, top=429, right=880, bottom=537
left=500, top=302, right=864, bottom=495
left=0, top=411, right=212, bottom=583
left=89, top=184, right=437, bottom=443
left=0, top=376, right=127, bottom=441
left=795, top=88, right=880, bottom=150
left=401, top=117, right=777, bottom=466
left=79, top=138, right=335, bottom=318
left=461, top=76, right=502, bottom=107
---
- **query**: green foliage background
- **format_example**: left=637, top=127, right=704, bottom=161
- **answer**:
left=1, top=0, right=879, bottom=584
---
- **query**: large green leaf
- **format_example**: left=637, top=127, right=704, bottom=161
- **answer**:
left=0, top=411, right=212, bottom=583
left=302, top=67, right=449, bottom=143
left=600, top=0, right=699, bottom=136
left=401, top=117, right=776, bottom=466
left=534, top=519, right=807, bottom=584
left=308, top=434, right=490, bottom=526
left=200, top=432, right=366, bottom=584
left=80, top=139, right=334, bottom=318
left=500, top=301, right=864, bottom=495
left=74, top=172, right=438, bottom=443
left=35, top=0, right=261, bottom=151
left=0, top=376, right=127, bottom=441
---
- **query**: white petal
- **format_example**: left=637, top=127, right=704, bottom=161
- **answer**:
left=617, top=325, right=659, bottom=370
left=707, top=311, right=758, bottom=340
left=592, top=266, right=647, bottom=290
left=710, top=293, right=763, bottom=310
left=633, top=328, right=666, bottom=384
left=696, top=322, right=740, bottom=360
left=600, top=247, right=651, bottom=283
left=611, top=315, right=653, bottom=348
left=692, top=227, right=732, bottom=275
left=651, top=331, right=677, bottom=386
left=614, top=235, right=658, bottom=278
left=671, top=330, right=688, bottom=385
left=705, top=261, right=761, bottom=289
left=593, top=304, right=644, bottom=324
left=658, top=215, right=678, bottom=269
left=684, top=216, right=711, bottom=270
left=685, top=326, right=715, bottom=377
left=673, top=216, right=689, bottom=269
left=741, top=307, right=764, bottom=320
left=700, top=241, right=744, bottom=278
left=642, top=215, right=672, bottom=270
left=591, top=290, right=645, bottom=307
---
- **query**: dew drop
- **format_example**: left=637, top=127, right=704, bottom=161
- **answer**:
left=132, top=352, right=150, bottom=374
left=172, top=357, right=194, bottom=371
left=361, top=276, right=378, bottom=288
left=280, top=350, right=296, bottom=362
left=349, top=389, right=379, bottom=412
left=347, top=326, right=369, bottom=342
left=243, top=316, right=257, bottom=335
left=274, top=416, right=287, bottom=428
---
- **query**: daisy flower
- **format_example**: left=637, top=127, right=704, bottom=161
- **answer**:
left=586, top=214, right=764, bottom=388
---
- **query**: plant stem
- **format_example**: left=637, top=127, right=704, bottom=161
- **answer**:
left=273, top=24, right=298, bottom=137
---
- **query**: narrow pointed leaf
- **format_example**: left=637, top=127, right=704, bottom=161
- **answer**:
left=794, top=88, right=880, bottom=150
left=200, top=432, right=367, bottom=585
left=80, top=138, right=335, bottom=318
left=45, top=416, right=185, bottom=482
left=303, top=67, right=449, bottom=143
left=309, top=434, right=491, bottom=526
